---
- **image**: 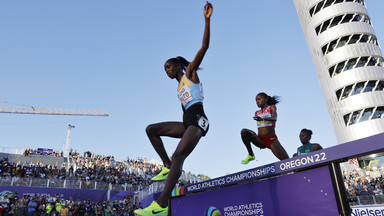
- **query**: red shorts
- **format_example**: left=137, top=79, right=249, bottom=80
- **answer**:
left=258, top=134, right=277, bottom=148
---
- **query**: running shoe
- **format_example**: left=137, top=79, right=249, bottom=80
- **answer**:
left=134, top=201, right=168, bottom=216
left=151, top=167, right=170, bottom=181
left=241, top=155, right=255, bottom=164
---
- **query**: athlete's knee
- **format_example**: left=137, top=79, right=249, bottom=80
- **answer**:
left=146, top=124, right=158, bottom=137
left=241, top=129, right=251, bottom=137
left=172, top=151, right=187, bottom=163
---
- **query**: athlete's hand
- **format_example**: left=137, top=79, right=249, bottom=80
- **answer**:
left=253, top=115, right=263, bottom=121
left=204, top=1, right=213, bottom=19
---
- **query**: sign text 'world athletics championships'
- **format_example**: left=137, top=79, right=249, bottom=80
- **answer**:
left=186, top=165, right=275, bottom=193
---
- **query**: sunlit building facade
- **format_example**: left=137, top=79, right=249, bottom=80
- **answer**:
left=293, top=0, right=384, bottom=144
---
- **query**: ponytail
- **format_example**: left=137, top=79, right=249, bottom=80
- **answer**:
left=166, top=56, right=190, bottom=71
left=257, top=92, right=280, bottom=105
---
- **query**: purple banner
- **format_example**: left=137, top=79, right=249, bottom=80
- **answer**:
left=180, top=132, right=384, bottom=195
left=109, top=190, right=135, bottom=201
left=139, top=191, right=161, bottom=208
left=0, top=186, right=133, bottom=202
left=171, top=166, right=339, bottom=216
left=37, top=148, right=54, bottom=155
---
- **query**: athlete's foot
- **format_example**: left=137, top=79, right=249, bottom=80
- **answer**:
left=151, top=167, right=170, bottom=181
left=134, top=201, right=168, bottom=216
left=241, top=155, right=255, bottom=164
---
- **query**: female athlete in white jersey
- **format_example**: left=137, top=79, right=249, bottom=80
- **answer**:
left=135, top=2, right=213, bottom=216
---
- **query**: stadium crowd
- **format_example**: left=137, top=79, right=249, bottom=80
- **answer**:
left=343, top=165, right=384, bottom=205
left=0, top=150, right=166, bottom=215
left=0, top=192, right=141, bottom=215
left=0, top=150, right=162, bottom=188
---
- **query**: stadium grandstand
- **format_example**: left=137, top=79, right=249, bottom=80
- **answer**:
left=0, top=148, right=203, bottom=215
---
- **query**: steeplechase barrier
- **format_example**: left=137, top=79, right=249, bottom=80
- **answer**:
left=170, top=133, right=384, bottom=216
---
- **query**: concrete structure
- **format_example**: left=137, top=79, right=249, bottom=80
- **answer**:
left=0, top=152, right=66, bottom=166
left=293, top=0, right=384, bottom=143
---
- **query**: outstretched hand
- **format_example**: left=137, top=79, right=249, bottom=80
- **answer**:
left=253, top=115, right=263, bottom=121
left=204, top=1, right=213, bottom=19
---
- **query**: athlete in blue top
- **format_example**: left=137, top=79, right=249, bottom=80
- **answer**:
left=134, top=2, right=212, bottom=216
left=293, top=128, right=323, bottom=157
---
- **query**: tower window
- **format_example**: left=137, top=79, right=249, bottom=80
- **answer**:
left=355, top=57, right=369, bottom=68
left=329, top=56, right=384, bottom=78
left=315, top=13, right=371, bottom=36
left=343, top=113, right=351, bottom=126
left=372, top=107, right=384, bottom=120
left=367, top=57, right=377, bottom=66
left=323, top=0, right=334, bottom=8
left=349, top=110, right=362, bottom=125
left=334, top=61, right=347, bottom=76
left=363, top=81, right=377, bottom=93
left=314, top=1, right=325, bottom=14
left=344, top=58, right=358, bottom=71
left=343, top=106, right=384, bottom=126
left=309, top=0, right=366, bottom=17
left=351, top=82, right=365, bottom=95
left=341, top=85, right=353, bottom=100
left=340, top=14, right=354, bottom=24
left=320, top=19, right=332, bottom=34
left=337, top=36, right=350, bottom=48
left=348, top=34, right=360, bottom=45
left=360, top=108, right=373, bottom=122
left=375, top=81, right=384, bottom=91
left=359, top=35, right=369, bottom=43
left=329, top=15, right=343, bottom=28
left=336, top=79, right=384, bottom=100
left=322, top=34, right=379, bottom=55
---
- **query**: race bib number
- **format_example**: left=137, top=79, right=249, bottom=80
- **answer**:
left=198, top=116, right=209, bottom=132
left=178, top=85, right=193, bottom=107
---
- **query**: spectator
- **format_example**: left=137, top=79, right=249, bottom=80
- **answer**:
left=59, top=204, right=69, bottom=216
left=78, top=204, right=86, bottom=216
left=37, top=198, right=46, bottom=215
left=71, top=204, right=79, bottom=216
left=104, top=205, right=113, bottom=216
left=46, top=202, right=55, bottom=216
left=293, top=128, right=323, bottom=157
left=27, top=197, right=37, bottom=216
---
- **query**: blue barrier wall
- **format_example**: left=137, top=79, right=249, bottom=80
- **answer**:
left=0, top=185, right=134, bottom=202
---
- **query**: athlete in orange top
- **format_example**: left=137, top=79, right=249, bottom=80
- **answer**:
left=240, top=92, right=289, bottom=164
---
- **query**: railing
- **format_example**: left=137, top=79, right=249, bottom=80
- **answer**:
left=0, top=146, right=23, bottom=154
left=135, top=181, right=166, bottom=202
left=133, top=170, right=203, bottom=201
left=0, top=177, right=141, bottom=191
left=349, top=195, right=384, bottom=206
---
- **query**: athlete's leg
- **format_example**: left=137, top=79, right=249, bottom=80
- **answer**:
left=146, top=122, right=185, bottom=168
left=241, top=129, right=266, bottom=155
left=269, top=139, right=289, bottom=160
left=156, top=125, right=203, bottom=207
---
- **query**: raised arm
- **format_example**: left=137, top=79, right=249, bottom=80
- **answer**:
left=185, top=1, right=212, bottom=82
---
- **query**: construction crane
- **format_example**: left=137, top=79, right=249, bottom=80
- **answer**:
left=0, top=106, right=109, bottom=116
left=0, top=101, right=109, bottom=162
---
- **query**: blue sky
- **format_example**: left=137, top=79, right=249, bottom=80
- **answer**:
left=1, top=0, right=383, bottom=179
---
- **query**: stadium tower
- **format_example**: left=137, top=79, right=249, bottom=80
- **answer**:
left=293, top=0, right=384, bottom=144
